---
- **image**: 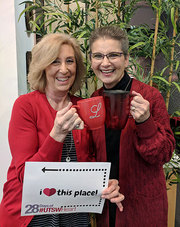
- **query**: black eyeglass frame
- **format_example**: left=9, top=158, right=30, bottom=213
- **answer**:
left=90, top=52, right=125, bottom=60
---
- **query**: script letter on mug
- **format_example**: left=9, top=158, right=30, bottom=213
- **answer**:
left=89, top=103, right=102, bottom=119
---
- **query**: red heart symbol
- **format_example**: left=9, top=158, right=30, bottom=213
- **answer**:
left=43, top=188, right=56, bottom=196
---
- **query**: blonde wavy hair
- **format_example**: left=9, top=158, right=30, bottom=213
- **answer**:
left=28, top=33, right=86, bottom=94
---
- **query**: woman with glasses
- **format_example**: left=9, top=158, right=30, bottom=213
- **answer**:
left=89, top=26, right=175, bottom=227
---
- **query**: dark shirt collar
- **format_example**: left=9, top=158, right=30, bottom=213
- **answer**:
left=103, top=71, right=131, bottom=91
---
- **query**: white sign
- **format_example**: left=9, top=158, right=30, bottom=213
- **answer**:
left=21, top=162, right=111, bottom=216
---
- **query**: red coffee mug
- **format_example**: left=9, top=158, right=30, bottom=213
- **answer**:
left=73, top=96, right=105, bottom=130
left=103, top=90, right=130, bottom=129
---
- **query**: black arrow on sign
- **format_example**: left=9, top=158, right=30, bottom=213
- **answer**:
left=42, top=167, right=59, bottom=173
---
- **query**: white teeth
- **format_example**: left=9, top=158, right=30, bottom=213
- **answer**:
left=56, top=78, right=68, bottom=82
left=101, top=70, right=114, bottom=73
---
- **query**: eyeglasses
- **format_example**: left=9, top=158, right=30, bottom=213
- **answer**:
left=91, top=52, right=124, bottom=61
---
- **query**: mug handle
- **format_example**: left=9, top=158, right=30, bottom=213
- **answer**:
left=71, top=105, right=89, bottom=129
left=71, top=105, right=86, bottom=130
left=71, top=104, right=80, bottom=109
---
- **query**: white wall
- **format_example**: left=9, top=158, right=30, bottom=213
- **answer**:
left=0, top=1, right=34, bottom=199
left=15, top=1, right=34, bottom=96
left=0, top=1, right=18, bottom=200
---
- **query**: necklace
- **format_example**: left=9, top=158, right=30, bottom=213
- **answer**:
left=65, top=131, right=73, bottom=162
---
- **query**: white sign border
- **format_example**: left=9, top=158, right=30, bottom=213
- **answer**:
left=21, top=162, right=111, bottom=216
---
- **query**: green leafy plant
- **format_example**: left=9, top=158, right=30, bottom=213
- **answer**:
left=164, top=152, right=180, bottom=187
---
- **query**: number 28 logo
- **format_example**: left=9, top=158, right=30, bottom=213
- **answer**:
left=25, top=204, right=39, bottom=214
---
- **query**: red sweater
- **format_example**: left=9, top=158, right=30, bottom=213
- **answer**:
left=0, top=91, right=95, bottom=227
left=92, top=79, right=175, bottom=227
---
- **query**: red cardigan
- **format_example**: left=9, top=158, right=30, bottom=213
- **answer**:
left=92, top=79, right=175, bottom=227
left=0, top=91, right=95, bottom=227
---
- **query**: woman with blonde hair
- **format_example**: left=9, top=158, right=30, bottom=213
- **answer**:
left=0, top=33, right=124, bottom=227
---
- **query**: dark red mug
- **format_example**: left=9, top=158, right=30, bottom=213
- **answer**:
left=103, top=90, right=130, bottom=129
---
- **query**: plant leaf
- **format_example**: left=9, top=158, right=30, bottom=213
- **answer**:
left=152, top=76, right=170, bottom=85
left=172, top=82, right=180, bottom=92
left=171, top=7, right=177, bottom=34
left=129, top=42, right=145, bottom=52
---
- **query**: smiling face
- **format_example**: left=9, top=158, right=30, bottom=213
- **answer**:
left=45, top=44, right=76, bottom=96
left=91, top=38, right=129, bottom=89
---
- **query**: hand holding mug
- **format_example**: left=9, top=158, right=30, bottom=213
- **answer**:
left=50, top=102, right=84, bottom=142
left=130, top=91, right=150, bottom=123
